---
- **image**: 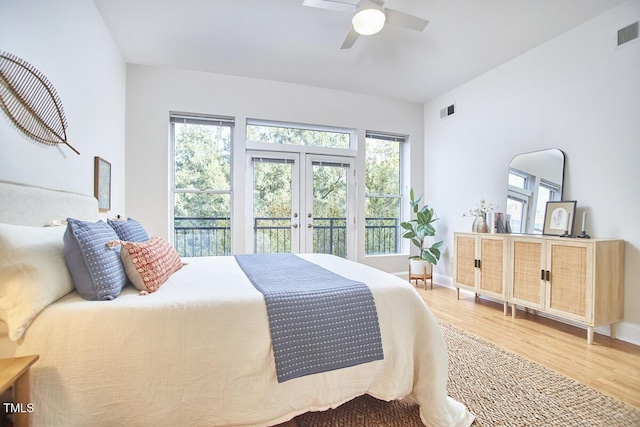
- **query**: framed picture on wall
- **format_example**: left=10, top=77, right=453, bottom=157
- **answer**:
left=94, top=156, right=111, bottom=212
left=542, top=200, right=576, bottom=236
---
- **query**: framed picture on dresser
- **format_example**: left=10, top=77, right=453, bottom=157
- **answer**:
left=542, top=200, right=576, bottom=236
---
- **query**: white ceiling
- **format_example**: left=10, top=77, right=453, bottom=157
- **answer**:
left=94, top=0, right=627, bottom=104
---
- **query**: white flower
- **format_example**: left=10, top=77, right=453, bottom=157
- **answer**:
left=462, top=199, right=496, bottom=217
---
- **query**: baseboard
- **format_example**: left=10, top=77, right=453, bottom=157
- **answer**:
left=433, top=273, right=453, bottom=288
left=609, top=321, right=640, bottom=346
left=416, top=274, right=640, bottom=347
left=516, top=308, right=640, bottom=347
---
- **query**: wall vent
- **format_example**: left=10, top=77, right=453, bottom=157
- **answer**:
left=440, top=103, right=455, bottom=119
left=617, top=21, right=639, bottom=47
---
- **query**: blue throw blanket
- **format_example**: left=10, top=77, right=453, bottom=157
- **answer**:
left=235, top=253, right=384, bottom=382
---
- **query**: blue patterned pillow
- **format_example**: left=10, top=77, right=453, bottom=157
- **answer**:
left=64, top=218, right=128, bottom=301
left=107, top=217, right=149, bottom=242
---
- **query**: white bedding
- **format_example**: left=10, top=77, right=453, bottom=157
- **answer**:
left=11, top=253, right=472, bottom=427
left=0, top=321, right=14, bottom=358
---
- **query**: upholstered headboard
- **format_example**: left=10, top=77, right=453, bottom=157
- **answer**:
left=0, top=180, right=99, bottom=226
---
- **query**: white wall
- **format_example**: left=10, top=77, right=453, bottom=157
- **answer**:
left=0, top=0, right=126, bottom=215
left=125, top=65, right=424, bottom=272
left=425, top=0, right=640, bottom=342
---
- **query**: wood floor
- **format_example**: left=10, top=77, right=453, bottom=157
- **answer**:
left=276, top=282, right=640, bottom=427
left=420, top=284, right=640, bottom=410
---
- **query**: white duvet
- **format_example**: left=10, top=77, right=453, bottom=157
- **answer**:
left=12, top=254, right=473, bottom=427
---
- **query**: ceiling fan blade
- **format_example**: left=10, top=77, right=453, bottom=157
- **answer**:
left=340, top=27, right=360, bottom=49
left=302, top=0, right=358, bottom=13
left=384, top=8, right=429, bottom=32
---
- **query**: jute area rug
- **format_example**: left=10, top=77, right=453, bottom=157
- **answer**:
left=295, top=322, right=640, bottom=427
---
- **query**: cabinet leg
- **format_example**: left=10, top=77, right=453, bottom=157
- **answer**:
left=610, top=323, right=617, bottom=340
left=456, top=287, right=460, bottom=300
left=587, top=326, right=594, bottom=345
left=503, top=301, right=508, bottom=316
left=512, top=304, right=516, bottom=319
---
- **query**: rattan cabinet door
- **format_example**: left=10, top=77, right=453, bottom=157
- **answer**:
left=454, top=234, right=476, bottom=291
left=478, top=236, right=507, bottom=298
left=511, top=238, right=545, bottom=310
left=545, top=241, right=593, bottom=323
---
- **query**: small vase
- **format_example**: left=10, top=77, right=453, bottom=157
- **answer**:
left=472, top=215, right=489, bottom=233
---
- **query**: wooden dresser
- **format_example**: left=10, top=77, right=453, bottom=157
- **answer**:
left=454, top=232, right=624, bottom=344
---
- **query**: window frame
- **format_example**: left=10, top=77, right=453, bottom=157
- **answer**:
left=169, top=112, right=235, bottom=255
left=364, top=131, right=406, bottom=256
left=246, top=118, right=357, bottom=157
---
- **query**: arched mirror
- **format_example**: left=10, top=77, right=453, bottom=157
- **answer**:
left=506, top=149, right=565, bottom=234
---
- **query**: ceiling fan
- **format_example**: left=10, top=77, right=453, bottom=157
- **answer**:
left=302, top=0, right=429, bottom=49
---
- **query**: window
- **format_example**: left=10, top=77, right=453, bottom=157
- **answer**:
left=171, top=113, right=233, bottom=257
left=245, top=119, right=356, bottom=259
left=507, top=169, right=533, bottom=233
left=508, top=169, right=561, bottom=233
left=508, top=171, right=527, bottom=189
left=365, top=132, right=404, bottom=255
left=246, top=119, right=351, bottom=149
left=533, top=180, right=561, bottom=233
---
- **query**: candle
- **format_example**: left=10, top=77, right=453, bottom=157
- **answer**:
left=582, top=211, right=587, bottom=232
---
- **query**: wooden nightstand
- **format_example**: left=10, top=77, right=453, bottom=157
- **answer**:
left=0, top=355, right=39, bottom=427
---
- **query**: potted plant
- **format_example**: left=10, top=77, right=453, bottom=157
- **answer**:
left=400, top=189, right=443, bottom=276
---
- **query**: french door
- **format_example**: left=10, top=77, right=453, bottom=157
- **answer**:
left=246, top=151, right=355, bottom=259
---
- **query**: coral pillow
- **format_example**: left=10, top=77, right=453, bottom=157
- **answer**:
left=114, top=237, right=184, bottom=293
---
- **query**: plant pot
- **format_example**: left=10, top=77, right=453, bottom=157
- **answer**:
left=409, top=258, right=432, bottom=277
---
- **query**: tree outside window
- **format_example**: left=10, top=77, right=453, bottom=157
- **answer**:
left=365, top=133, right=403, bottom=255
left=171, top=115, right=233, bottom=257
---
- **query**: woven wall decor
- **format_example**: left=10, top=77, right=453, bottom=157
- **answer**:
left=0, top=50, right=79, bottom=154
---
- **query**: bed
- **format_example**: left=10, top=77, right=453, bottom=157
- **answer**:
left=0, top=180, right=473, bottom=427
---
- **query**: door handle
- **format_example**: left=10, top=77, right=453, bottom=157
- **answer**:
left=307, top=224, right=313, bottom=228
left=291, top=223, right=298, bottom=228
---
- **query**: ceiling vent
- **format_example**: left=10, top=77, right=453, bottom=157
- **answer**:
left=440, top=103, right=455, bottom=119
left=616, top=21, right=639, bottom=48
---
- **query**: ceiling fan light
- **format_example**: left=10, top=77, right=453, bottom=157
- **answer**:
left=352, top=5, right=386, bottom=36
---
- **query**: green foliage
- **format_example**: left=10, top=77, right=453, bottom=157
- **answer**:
left=173, top=122, right=405, bottom=256
left=253, top=162, right=293, bottom=218
left=174, top=123, right=230, bottom=192
left=400, top=188, right=443, bottom=265
left=174, top=123, right=231, bottom=220
left=312, top=164, right=347, bottom=219
left=173, top=123, right=233, bottom=256
left=247, top=125, right=349, bottom=148
left=365, top=138, right=400, bottom=219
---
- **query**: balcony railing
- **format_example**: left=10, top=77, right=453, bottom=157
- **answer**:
left=174, top=217, right=231, bottom=257
left=174, top=216, right=399, bottom=257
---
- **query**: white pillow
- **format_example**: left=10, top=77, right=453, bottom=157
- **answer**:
left=0, top=223, right=74, bottom=340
